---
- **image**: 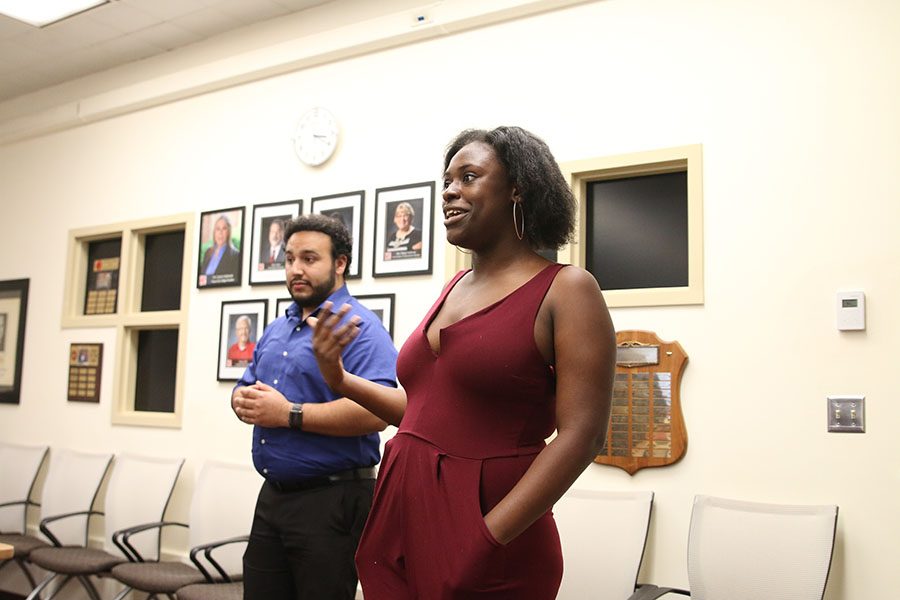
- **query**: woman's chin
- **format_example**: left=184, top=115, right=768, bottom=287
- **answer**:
left=447, top=235, right=473, bottom=251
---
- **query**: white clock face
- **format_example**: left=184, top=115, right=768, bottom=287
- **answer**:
left=294, top=107, right=339, bottom=166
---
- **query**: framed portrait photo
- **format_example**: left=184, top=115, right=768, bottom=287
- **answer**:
left=373, top=181, right=435, bottom=278
left=311, top=191, right=364, bottom=280
left=356, top=293, right=395, bottom=340
left=0, top=278, right=29, bottom=404
left=198, top=207, right=245, bottom=289
left=271, top=297, right=294, bottom=324
left=249, top=200, right=303, bottom=286
left=217, top=299, right=267, bottom=381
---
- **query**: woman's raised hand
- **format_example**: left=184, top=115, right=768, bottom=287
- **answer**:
left=307, top=301, right=362, bottom=392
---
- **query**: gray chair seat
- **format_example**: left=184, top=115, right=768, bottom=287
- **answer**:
left=29, top=546, right=123, bottom=574
left=111, top=561, right=206, bottom=593
left=0, top=533, right=49, bottom=557
left=177, top=581, right=243, bottom=600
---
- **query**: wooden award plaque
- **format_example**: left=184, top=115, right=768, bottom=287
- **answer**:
left=67, top=343, right=103, bottom=403
left=594, top=330, right=688, bottom=475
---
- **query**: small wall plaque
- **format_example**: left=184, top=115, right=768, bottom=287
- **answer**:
left=595, top=330, right=688, bottom=475
left=68, top=343, right=102, bottom=402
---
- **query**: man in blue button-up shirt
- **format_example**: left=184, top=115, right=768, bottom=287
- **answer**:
left=231, top=214, right=398, bottom=600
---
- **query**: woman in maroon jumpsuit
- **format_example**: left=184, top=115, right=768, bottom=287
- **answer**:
left=311, top=126, right=616, bottom=599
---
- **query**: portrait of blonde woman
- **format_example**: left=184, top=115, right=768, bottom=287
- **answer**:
left=383, top=201, right=422, bottom=260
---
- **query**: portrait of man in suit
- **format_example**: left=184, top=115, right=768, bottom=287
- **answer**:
left=258, top=217, right=286, bottom=271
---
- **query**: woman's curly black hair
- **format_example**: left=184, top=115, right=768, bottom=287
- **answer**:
left=443, top=126, right=576, bottom=251
left=283, top=213, right=354, bottom=270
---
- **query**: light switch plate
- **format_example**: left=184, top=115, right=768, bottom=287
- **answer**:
left=827, top=395, right=865, bottom=433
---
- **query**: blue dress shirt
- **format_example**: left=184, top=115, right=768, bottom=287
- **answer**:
left=236, top=285, right=398, bottom=482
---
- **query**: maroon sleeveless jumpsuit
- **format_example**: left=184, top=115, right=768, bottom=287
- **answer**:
left=356, top=264, right=566, bottom=599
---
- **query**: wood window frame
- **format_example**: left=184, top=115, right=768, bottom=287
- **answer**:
left=443, top=145, right=703, bottom=307
left=558, top=145, right=704, bottom=307
left=63, top=213, right=194, bottom=428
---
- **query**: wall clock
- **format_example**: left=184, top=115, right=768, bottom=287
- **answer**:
left=293, top=107, right=339, bottom=167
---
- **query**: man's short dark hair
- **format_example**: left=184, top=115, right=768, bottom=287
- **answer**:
left=283, top=213, right=353, bottom=270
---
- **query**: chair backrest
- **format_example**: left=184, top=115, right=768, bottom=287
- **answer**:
left=0, top=442, right=48, bottom=534
left=555, top=489, right=654, bottom=600
left=39, top=448, right=113, bottom=546
left=687, top=495, right=838, bottom=600
left=188, top=460, right=261, bottom=576
left=102, top=453, right=185, bottom=560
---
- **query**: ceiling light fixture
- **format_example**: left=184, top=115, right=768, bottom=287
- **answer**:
left=0, top=0, right=109, bottom=27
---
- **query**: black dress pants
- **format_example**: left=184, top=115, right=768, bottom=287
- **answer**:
left=243, top=478, right=374, bottom=600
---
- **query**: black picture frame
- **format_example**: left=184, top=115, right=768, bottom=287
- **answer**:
left=217, top=299, right=267, bottom=381
left=372, top=181, right=435, bottom=278
left=272, top=297, right=293, bottom=324
left=311, top=190, right=364, bottom=280
left=0, top=278, right=29, bottom=404
left=197, top=206, right=245, bottom=289
left=356, top=293, right=395, bottom=340
left=249, top=200, right=303, bottom=286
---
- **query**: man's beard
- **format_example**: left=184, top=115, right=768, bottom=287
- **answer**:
left=287, top=267, right=336, bottom=309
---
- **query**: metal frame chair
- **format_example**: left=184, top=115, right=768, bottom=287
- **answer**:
left=26, top=453, right=183, bottom=600
left=0, top=447, right=112, bottom=597
left=0, top=442, right=49, bottom=588
left=108, top=460, right=260, bottom=600
left=630, top=494, right=838, bottom=600
left=554, top=489, right=654, bottom=600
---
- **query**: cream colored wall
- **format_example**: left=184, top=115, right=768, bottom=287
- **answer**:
left=1, top=0, right=898, bottom=598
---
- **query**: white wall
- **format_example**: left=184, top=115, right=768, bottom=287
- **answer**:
left=1, top=0, right=898, bottom=597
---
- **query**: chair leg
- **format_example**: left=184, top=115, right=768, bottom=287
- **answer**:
left=46, top=575, right=76, bottom=600
left=25, top=573, right=59, bottom=600
left=111, top=585, right=133, bottom=600
left=19, top=560, right=39, bottom=589
left=4, top=557, right=39, bottom=589
left=76, top=575, right=103, bottom=600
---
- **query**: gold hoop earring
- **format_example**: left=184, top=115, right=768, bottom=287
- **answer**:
left=512, top=202, right=525, bottom=241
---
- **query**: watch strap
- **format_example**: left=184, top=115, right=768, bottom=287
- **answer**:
left=288, top=403, right=304, bottom=430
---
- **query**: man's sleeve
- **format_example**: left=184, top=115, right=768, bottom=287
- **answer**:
left=341, top=320, right=398, bottom=389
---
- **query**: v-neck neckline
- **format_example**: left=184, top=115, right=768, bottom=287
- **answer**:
left=422, top=264, right=555, bottom=358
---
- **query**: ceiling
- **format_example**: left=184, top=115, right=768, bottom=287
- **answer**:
left=0, top=0, right=335, bottom=105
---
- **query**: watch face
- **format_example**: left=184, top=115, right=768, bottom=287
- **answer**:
left=294, top=107, right=339, bottom=166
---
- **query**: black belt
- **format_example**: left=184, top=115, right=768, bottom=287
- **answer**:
left=266, top=466, right=376, bottom=493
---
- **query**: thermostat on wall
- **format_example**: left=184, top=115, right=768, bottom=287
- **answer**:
left=836, top=291, right=865, bottom=331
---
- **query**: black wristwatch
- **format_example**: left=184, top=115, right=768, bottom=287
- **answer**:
left=288, top=403, right=304, bottom=430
